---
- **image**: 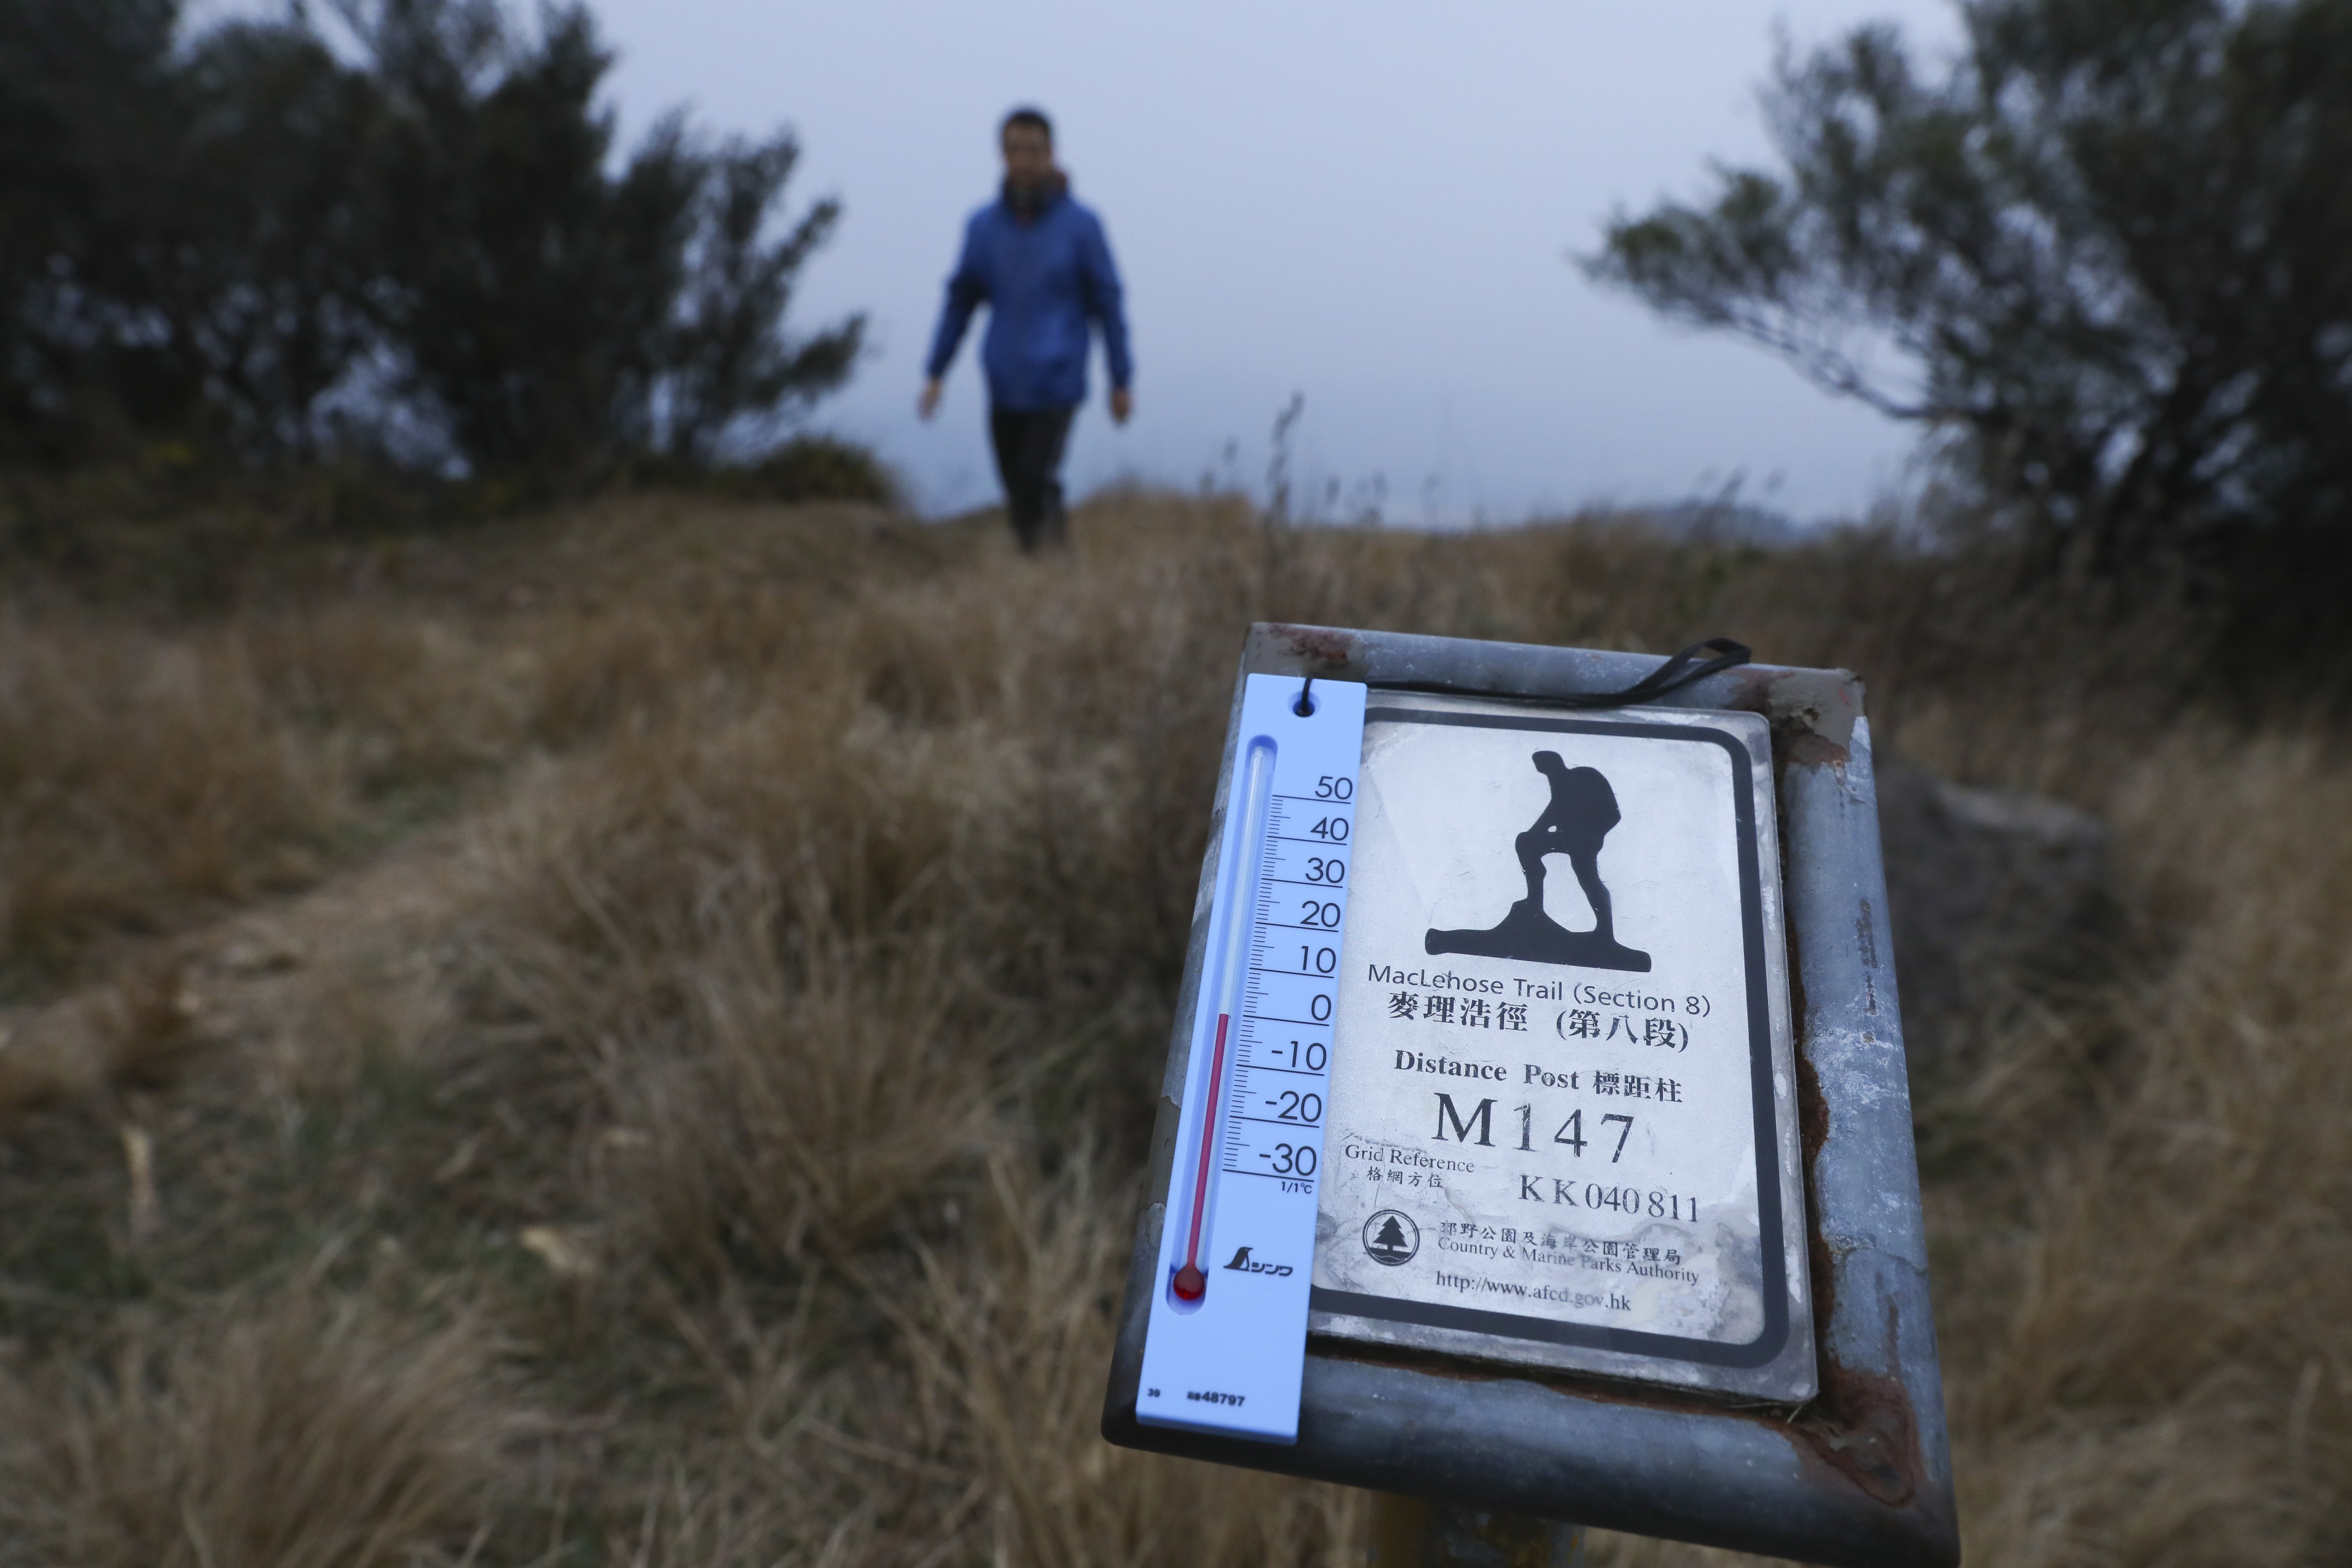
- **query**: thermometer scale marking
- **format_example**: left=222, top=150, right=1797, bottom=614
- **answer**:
left=1219, top=795, right=1343, bottom=1190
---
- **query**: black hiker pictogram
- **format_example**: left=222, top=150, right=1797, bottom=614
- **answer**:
left=1425, top=751, right=1652, bottom=972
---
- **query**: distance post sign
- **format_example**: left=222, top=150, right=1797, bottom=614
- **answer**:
left=1106, top=628, right=1958, bottom=1568
left=1308, top=693, right=1815, bottom=1400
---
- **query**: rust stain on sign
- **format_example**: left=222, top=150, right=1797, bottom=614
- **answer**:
left=1788, top=1296, right=1932, bottom=1511
left=1781, top=729, right=1851, bottom=774
left=1267, top=622, right=1363, bottom=672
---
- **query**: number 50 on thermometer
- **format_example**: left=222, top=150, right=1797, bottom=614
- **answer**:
left=1136, top=674, right=1367, bottom=1444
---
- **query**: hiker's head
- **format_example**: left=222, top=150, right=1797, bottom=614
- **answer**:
left=1533, top=751, right=1568, bottom=781
left=1000, top=108, right=1055, bottom=188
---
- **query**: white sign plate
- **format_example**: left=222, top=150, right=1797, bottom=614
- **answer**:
left=1308, top=693, right=1815, bottom=1400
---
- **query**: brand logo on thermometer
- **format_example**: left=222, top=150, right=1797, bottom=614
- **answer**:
left=1222, top=1247, right=1296, bottom=1277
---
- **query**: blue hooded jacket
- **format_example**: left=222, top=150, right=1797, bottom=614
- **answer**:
left=925, top=179, right=1132, bottom=412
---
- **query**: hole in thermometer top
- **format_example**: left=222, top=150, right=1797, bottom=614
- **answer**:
left=1137, top=673, right=1369, bottom=1445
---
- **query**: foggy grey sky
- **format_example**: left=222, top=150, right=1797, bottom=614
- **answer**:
left=207, top=0, right=1967, bottom=521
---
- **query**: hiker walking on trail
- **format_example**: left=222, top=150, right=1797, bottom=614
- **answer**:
left=919, top=107, right=1133, bottom=551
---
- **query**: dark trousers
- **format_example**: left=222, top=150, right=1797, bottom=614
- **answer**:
left=989, top=405, right=1077, bottom=550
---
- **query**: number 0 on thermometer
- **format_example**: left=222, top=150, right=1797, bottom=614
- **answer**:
left=1137, top=673, right=1367, bottom=1443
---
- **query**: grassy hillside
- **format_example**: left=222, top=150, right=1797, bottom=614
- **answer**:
left=0, top=493, right=2342, bottom=1566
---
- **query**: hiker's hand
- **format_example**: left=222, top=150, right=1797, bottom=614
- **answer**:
left=918, top=379, right=943, bottom=421
left=1109, top=386, right=1133, bottom=425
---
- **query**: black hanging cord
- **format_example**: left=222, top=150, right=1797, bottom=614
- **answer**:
left=1554, top=636, right=1750, bottom=709
left=1371, top=637, right=1751, bottom=710
left=1294, top=676, right=1317, bottom=716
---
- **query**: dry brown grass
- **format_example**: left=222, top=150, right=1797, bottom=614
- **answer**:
left=1924, top=727, right=2352, bottom=1568
left=0, top=495, right=951, bottom=994
left=0, top=611, right=335, bottom=976
left=0, top=1286, right=511, bottom=1568
left=0, top=489, right=2342, bottom=1566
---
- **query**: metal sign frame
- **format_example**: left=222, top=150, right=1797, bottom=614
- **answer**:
left=1102, top=624, right=1960, bottom=1568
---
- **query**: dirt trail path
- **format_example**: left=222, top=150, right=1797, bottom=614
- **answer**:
left=1, top=810, right=486, bottom=1116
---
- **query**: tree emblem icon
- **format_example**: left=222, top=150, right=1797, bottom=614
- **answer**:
left=1362, top=1209, right=1420, bottom=1266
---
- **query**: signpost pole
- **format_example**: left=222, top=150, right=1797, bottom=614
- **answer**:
left=1368, top=1494, right=1588, bottom=1567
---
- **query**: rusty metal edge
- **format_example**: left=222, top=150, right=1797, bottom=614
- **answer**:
left=1103, top=624, right=1958, bottom=1568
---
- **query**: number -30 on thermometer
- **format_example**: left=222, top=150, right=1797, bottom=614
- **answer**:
left=1136, top=673, right=1368, bottom=1444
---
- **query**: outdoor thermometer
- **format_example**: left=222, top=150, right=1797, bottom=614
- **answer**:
left=1137, top=672, right=1368, bottom=1444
